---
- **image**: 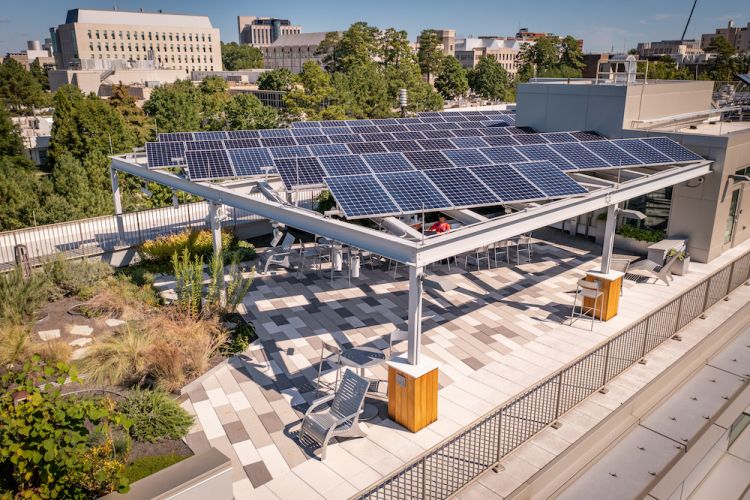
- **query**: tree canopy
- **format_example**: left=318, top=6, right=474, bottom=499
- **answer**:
left=517, top=35, right=584, bottom=81
left=469, top=56, right=512, bottom=101
left=417, top=30, right=445, bottom=82
left=220, top=42, right=263, bottom=70
left=257, top=68, right=296, bottom=91
left=435, top=56, right=469, bottom=100
left=0, top=58, right=48, bottom=114
left=705, top=35, right=738, bottom=81
left=0, top=106, right=23, bottom=157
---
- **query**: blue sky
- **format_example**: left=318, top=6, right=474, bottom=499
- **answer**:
left=0, top=0, right=746, bottom=55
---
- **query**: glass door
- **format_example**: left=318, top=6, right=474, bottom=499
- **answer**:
left=724, top=188, right=742, bottom=245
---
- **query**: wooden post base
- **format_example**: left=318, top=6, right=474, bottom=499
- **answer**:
left=584, top=270, right=624, bottom=321
left=386, top=355, right=440, bottom=433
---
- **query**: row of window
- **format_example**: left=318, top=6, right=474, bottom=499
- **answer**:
left=87, top=29, right=212, bottom=43
left=91, top=52, right=215, bottom=70
left=89, top=49, right=213, bottom=64
left=88, top=42, right=212, bottom=54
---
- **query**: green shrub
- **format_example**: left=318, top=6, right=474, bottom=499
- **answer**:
left=82, top=324, right=153, bottom=387
left=140, top=229, right=233, bottom=263
left=616, top=224, right=665, bottom=243
left=0, top=266, right=49, bottom=323
left=315, top=190, right=336, bottom=214
left=126, top=454, right=189, bottom=483
left=44, top=258, right=113, bottom=299
left=226, top=240, right=256, bottom=263
left=223, top=322, right=256, bottom=354
left=118, top=389, right=194, bottom=443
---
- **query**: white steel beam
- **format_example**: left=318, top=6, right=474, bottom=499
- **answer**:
left=407, top=265, right=424, bottom=365
left=109, top=167, right=125, bottom=243
left=600, top=204, right=618, bottom=274
left=208, top=201, right=226, bottom=307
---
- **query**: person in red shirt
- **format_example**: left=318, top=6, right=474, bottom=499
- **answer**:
left=429, top=216, right=451, bottom=234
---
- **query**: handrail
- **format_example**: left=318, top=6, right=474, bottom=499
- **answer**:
left=353, top=248, right=750, bottom=499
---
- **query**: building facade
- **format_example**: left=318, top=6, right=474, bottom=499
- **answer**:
left=51, top=8, right=221, bottom=72
left=262, top=32, right=328, bottom=73
left=417, top=29, right=456, bottom=56
left=455, top=38, right=531, bottom=77
left=237, top=16, right=301, bottom=47
left=701, top=20, right=750, bottom=53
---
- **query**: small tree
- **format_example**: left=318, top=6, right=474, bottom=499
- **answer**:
left=417, top=29, right=444, bottom=82
left=225, top=93, right=279, bottom=130
left=221, top=42, right=263, bottom=70
left=257, top=68, right=296, bottom=91
left=435, top=56, right=469, bottom=100
left=469, top=56, right=511, bottom=101
left=705, top=35, right=738, bottom=81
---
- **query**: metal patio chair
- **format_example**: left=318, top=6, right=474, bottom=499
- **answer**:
left=388, top=329, right=409, bottom=360
left=628, top=253, right=680, bottom=286
left=609, top=258, right=631, bottom=296
left=298, top=240, right=324, bottom=275
left=299, top=370, right=369, bottom=460
left=465, top=246, right=492, bottom=270
left=570, top=278, right=603, bottom=331
left=314, top=340, right=343, bottom=396
left=260, top=233, right=295, bottom=274
left=492, top=240, right=514, bottom=265
left=511, top=233, right=533, bottom=264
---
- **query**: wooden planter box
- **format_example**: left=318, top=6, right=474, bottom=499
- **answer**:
left=613, top=234, right=651, bottom=256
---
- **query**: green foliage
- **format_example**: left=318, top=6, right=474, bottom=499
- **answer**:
left=667, top=248, right=689, bottom=261
left=381, top=28, right=414, bottom=68
left=140, top=229, right=233, bottom=263
left=469, top=56, right=512, bottom=101
left=315, top=190, right=337, bottom=214
left=225, top=92, right=280, bottom=130
left=221, top=42, right=263, bottom=70
left=257, top=68, right=296, bottom=91
left=0, top=266, right=49, bottom=324
left=83, top=324, right=153, bottom=387
left=226, top=240, right=257, bottom=263
left=640, top=57, right=693, bottom=80
left=0, top=155, right=45, bottom=231
left=417, top=29, right=445, bottom=81
left=143, top=79, right=203, bottom=133
left=109, top=84, right=154, bottom=144
left=0, top=106, right=23, bottom=156
left=516, top=36, right=584, bottom=82
left=0, top=58, right=46, bottom=114
left=705, top=35, right=738, bottom=81
left=223, top=322, right=256, bottom=354
left=224, top=257, right=255, bottom=315
left=0, top=323, right=30, bottom=369
left=0, top=358, right=130, bottom=497
left=171, top=249, right=204, bottom=319
left=435, top=56, right=469, bottom=99
left=44, top=258, right=114, bottom=299
left=332, top=62, right=392, bottom=119
left=29, top=59, right=50, bottom=91
left=199, top=76, right=231, bottom=130
left=125, top=454, right=188, bottom=483
left=616, top=224, right=665, bottom=243
left=118, top=389, right=193, bottom=443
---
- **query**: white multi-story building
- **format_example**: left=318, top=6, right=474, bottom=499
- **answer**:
left=237, top=17, right=302, bottom=47
left=455, top=38, right=532, bottom=77
left=50, top=8, right=221, bottom=72
left=262, top=32, right=328, bottom=74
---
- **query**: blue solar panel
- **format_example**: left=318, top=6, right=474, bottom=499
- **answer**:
left=350, top=125, right=381, bottom=134
left=570, top=131, right=604, bottom=141
left=392, top=131, right=426, bottom=141
left=268, top=145, right=312, bottom=159
left=295, top=135, right=331, bottom=145
left=323, top=126, right=352, bottom=135
left=258, top=128, right=293, bottom=138
left=344, top=119, right=372, bottom=126
left=229, top=148, right=273, bottom=176
left=431, top=122, right=460, bottom=130
left=360, top=133, right=394, bottom=143
left=583, top=141, right=642, bottom=167
left=480, top=146, right=528, bottom=163
left=481, top=120, right=511, bottom=128
left=378, top=124, right=409, bottom=133
left=457, top=121, right=484, bottom=129
left=261, top=137, right=297, bottom=147
left=396, top=118, right=422, bottom=124
left=185, top=150, right=235, bottom=180
left=548, top=142, right=610, bottom=169
left=376, top=171, right=451, bottom=212
left=193, top=131, right=228, bottom=141
left=347, top=142, right=387, bottom=154
left=328, top=134, right=363, bottom=144
left=451, top=128, right=485, bottom=137
left=291, top=121, right=320, bottom=128
left=319, top=155, right=370, bottom=176
left=443, top=149, right=492, bottom=167
left=275, top=157, right=325, bottom=188
left=309, top=143, right=351, bottom=156
left=226, top=130, right=260, bottom=139
left=423, top=168, right=500, bottom=208
left=611, top=139, right=674, bottom=164
left=320, top=121, right=346, bottom=128
left=442, top=114, right=468, bottom=122
left=292, top=127, right=324, bottom=137
left=371, top=118, right=398, bottom=125
left=224, top=138, right=261, bottom=149
left=421, top=129, right=456, bottom=139
left=185, top=140, right=224, bottom=151
left=540, top=132, right=577, bottom=143
left=406, top=123, right=435, bottom=132
left=361, top=152, right=415, bottom=172
left=146, top=142, right=186, bottom=168
left=403, top=150, right=454, bottom=169
left=469, top=165, right=545, bottom=202
left=640, top=137, right=703, bottom=162
left=480, top=127, right=511, bottom=136
left=483, top=135, right=521, bottom=147
left=514, top=134, right=549, bottom=145
left=514, top=145, right=574, bottom=170
left=324, top=174, right=400, bottom=219
left=158, top=132, right=193, bottom=142
left=383, top=140, right=423, bottom=152
left=513, top=161, right=588, bottom=198
left=419, top=116, right=446, bottom=123
left=417, top=139, right=456, bottom=150
left=451, top=137, right=489, bottom=149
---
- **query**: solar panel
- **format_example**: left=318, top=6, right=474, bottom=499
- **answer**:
left=193, top=131, right=228, bottom=141
left=350, top=125, right=380, bottom=134
left=258, top=128, right=292, bottom=138
left=417, top=138, right=456, bottom=150
left=392, top=131, right=426, bottom=141
left=383, top=140, right=423, bottom=152
left=481, top=120, right=511, bottom=128
left=639, top=137, right=703, bottom=162
left=324, top=174, right=400, bottom=219
left=371, top=118, right=398, bottom=125
left=451, top=128, right=485, bottom=137
left=483, top=135, right=521, bottom=147
left=480, top=146, right=528, bottom=163
left=480, top=127, right=511, bottom=136
left=397, top=118, right=422, bottom=124
left=583, top=141, right=642, bottom=167
left=403, top=150, right=454, bottom=170
left=319, top=155, right=370, bottom=176
left=513, top=134, right=549, bottom=145
left=146, top=142, right=186, bottom=168
left=443, top=149, right=492, bottom=167
left=185, top=140, right=225, bottom=151
left=347, top=141, right=387, bottom=154
left=421, top=129, right=456, bottom=139
left=611, top=139, right=672, bottom=164
left=406, top=123, right=435, bottom=131
left=361, top=152, right=415, bottom=172
left=360, top=133, right=394, bottom=143
left=378, top=124, right=409, bottom=133
left=469, top=165, right=545, bottom=202
left=158, top=132, right=193, bottom=142
left=261, top=137, right=297, bottom=147
left=292, top=127, right=324, bottom=136
left=514, top=161, right=588, bottom=197
left=185, top=150, right=235, bottom=180
left=376, top=171, right=451, bottom=212
left=442, top=114, right=468, bottom=122
left=229, top=148, right=273, bottom=176
left=514, top=145, right=574, bottom=170
left=227, top=130, right=260, bottom=139
left=323, top=126, right=352, bottom=135
left=457, top=121, right=484, bottom=129
left=309, top=143, right=351, bottom=156
left=320, top=121, right=346, bottom=128
left=224, top=138, right=261, bottom=149
left=431, top=122, right=460, bottom=130
left=504, top=127, right=528, bottom=135
left=291, top=121, right=320, bottom=128
left=451, top=137, right=489, bottom=149
left=540, top=132, right=577, bottom=143
left=423, top=168, right=500, bottom=207
left=344, top=119, right=372, bottom=126
left=570, top=131, right=604, bottom=141
left=328, top=134, right=363, bottom=144
left=295, top=135, right=331, bottom=145
left=275, top=157, right=325, bottom=188
left=549, top=142, right=610, bottom=169
left=268, top=145, right=311, bottom=159
left=419, top=116, right=446, bottom=123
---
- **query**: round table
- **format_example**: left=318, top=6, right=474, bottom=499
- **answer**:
left=340, top=346, right=386, bottom=421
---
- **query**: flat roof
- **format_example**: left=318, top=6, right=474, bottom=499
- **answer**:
left=63, top=8, right=215, bottom=29
left=661, top=120, right=750, bottom=136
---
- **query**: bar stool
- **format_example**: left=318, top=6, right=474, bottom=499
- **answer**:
left=570, top=278, right=603, bottom=331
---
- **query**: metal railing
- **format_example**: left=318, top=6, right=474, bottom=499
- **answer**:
left=356, top=249, right=750, bottom=499
left=0, top=190, right=322, bottom=270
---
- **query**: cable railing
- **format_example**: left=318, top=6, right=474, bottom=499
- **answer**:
left=355, top=248, right=750, bottom=499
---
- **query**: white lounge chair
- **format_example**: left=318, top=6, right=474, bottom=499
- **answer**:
left=628, top=253, right=680, bottom=286
left=260, top=233, right=295, bottom=274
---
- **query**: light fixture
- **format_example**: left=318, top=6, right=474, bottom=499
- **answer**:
left=617, top=208, right=647, bottom=221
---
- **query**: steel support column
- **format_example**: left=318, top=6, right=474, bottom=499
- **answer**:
left=407, top=265, right=424, bottom=365
left=600, top=204, right=618, bottom=274
left=209, top=201, right=226, bottom=307
left=110, top=167, right=125, bottom=244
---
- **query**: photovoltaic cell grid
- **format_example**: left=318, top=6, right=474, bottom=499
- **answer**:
left=361, top=153, right=415, bottom=172
left=470, top=165, right=546, bottom=202
left=443, top=149, right=492, bottom=167
left=319, top=155, right=370, bottom=176
left=323, top=174, right=400, bottom=218
left=376, top=171, right=451, bottom=212
left=514, top=161, right=588, bottom=198
left=423, top=168, right=499, bottom=207
left=228, top=148, right=273, bottom=177
left=146, top=142, right=186, bottom=168
left=274, top=157, right=325, bottom=189
left=185, top=150, right=234, bottom=181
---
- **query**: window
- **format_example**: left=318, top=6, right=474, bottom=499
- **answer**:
left=105, top=43, right=109, bottom=51
left=89, top=43, right=93, bottom=51
left=208, top=34, right=212, bottom=42
left=96, top=30, right=100, bottom=39
left=103, top=31, right=108, bottom=39
left=97, top=43, right=101, bottom=51
left=119, top=31, right=123, bottom=39
left=87, top=30, right=92, bottom=39
left=169, top=33, right=173, bottom=41
left=202, top=34, right=205, bottom=42
left=127, top=32, right=131, bottom=40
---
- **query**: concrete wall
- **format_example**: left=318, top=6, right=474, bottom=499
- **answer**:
left=622, top=81, right=714, bottom=128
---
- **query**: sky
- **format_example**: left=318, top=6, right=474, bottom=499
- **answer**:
left=0, top=0, right=747, bottom=55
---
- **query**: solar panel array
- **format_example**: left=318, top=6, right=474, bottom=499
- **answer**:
left=144, top=110, right=705, bottom=218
